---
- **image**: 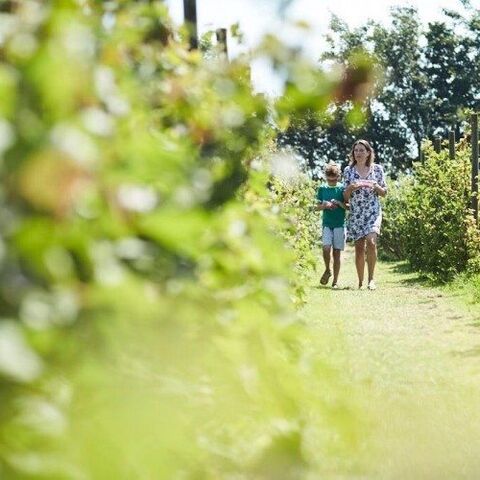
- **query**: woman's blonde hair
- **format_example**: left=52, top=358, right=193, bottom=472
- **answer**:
left=349, top=139, right=375, bottom=167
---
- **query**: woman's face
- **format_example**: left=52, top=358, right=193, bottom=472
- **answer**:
left=354, top=143, right=369, bottom=162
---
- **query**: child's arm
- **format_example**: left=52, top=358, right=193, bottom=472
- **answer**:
left=315, top=201, right=333, bottom=210
left=315, top=188, right=333, bottom=210
left=333, top=200, right=346, bottom=209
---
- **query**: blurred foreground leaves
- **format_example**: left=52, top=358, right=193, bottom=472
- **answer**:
left=0, top=1, right=373, bottom=478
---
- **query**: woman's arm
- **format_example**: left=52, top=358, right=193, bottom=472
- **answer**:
left=372, top=182, right=387, bottom=197
left=342, top=167, right=362, bottom=202
left=373, top=165, right=387, bottom=197
left=343, top=183, right=359, bottom=202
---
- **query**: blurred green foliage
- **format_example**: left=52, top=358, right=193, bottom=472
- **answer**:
left=0, top=1, right=373, bottom=478
left=381, top=140, right=480, bottom=281
left=266, top=171, right=318, bottom=304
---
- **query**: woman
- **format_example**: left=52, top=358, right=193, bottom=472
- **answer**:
left=343, top=140, right=387, bottom=290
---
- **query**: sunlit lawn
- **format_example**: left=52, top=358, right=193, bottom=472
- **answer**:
left=304, top=246, right=480, bottom=478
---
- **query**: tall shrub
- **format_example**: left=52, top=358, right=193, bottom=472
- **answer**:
left=381, top=140, right=480, bottom=281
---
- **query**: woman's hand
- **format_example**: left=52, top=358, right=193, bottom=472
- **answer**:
left=344, top=183, right=358, bottom=202
left=371, top=182, right=387, bottom=197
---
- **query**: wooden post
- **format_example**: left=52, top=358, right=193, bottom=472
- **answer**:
left=433, top=136, right=442, bottom=153
left=183, top=0, right=198, bottom=50
left=216, top=28, right=228, bottom=59
left=449, top=130, right=455, bottom=159
left=472, top=113, right=479, bottom=221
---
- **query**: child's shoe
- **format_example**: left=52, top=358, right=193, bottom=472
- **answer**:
left=367, top=280, right=377, bottom=290
left=320, top=270, right=331, bottom=285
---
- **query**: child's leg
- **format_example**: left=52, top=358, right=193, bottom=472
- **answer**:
left=331, top=228, right=345, bottom=286
left=332, top=249, right=341, bottom=285
left=320, top=228, right=332, bottom=285
left=322, top=245, right=332, bottom=273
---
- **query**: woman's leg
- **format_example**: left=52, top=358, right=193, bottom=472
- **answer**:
left=354, top=238, right=366, bottom=287
left=366, top=233, right=378, bottom=284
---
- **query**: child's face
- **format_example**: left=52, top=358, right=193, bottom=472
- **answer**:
left=326, top=174, right=339, bottom=186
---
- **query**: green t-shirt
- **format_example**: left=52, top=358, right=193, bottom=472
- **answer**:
left=316, top=184, right=346, bottom=228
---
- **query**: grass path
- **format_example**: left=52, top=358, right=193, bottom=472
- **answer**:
left=302, top=246, right=480, bottom=479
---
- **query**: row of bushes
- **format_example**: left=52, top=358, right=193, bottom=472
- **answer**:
left=0, top=1, right=370, bottom=478
left=266, top=164, right=319, bottom=302
left=381, top=140, right=480, bottom=282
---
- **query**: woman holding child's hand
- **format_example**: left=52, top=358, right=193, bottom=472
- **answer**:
left=343, top=140, right=387, bottom=290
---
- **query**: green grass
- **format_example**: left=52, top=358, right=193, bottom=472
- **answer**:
left=303, top=246, right=480, bottom=479
left=448, top=272, right=480, bottom=307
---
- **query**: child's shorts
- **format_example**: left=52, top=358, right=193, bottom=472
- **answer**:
left=322, top=227, right=346, bottom=250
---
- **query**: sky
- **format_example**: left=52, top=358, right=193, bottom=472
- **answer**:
left=165, top=0, right=480, bottom=94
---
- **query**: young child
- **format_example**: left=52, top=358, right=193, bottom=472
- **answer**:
left=315, top=162, right=347, bottom=289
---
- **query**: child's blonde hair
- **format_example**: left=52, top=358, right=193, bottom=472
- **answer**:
left=324, top=161, right=341, bottom=178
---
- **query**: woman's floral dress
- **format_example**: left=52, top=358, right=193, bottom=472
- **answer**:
left=343, top=163, right=387, bottom=241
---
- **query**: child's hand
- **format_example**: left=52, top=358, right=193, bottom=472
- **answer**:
left=330, top=199, right=338, bottom=209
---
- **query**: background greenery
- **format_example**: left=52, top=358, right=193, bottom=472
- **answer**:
left=381, top=139, right=480, bottom=282
left=278, top=5, right=480, bottom=176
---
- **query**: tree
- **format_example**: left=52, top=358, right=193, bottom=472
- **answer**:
left=278, top=5, right=480, bottom=175
left=371, top=6, right=430, bottom=167
left=424, top=19, right=478, bottom=136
